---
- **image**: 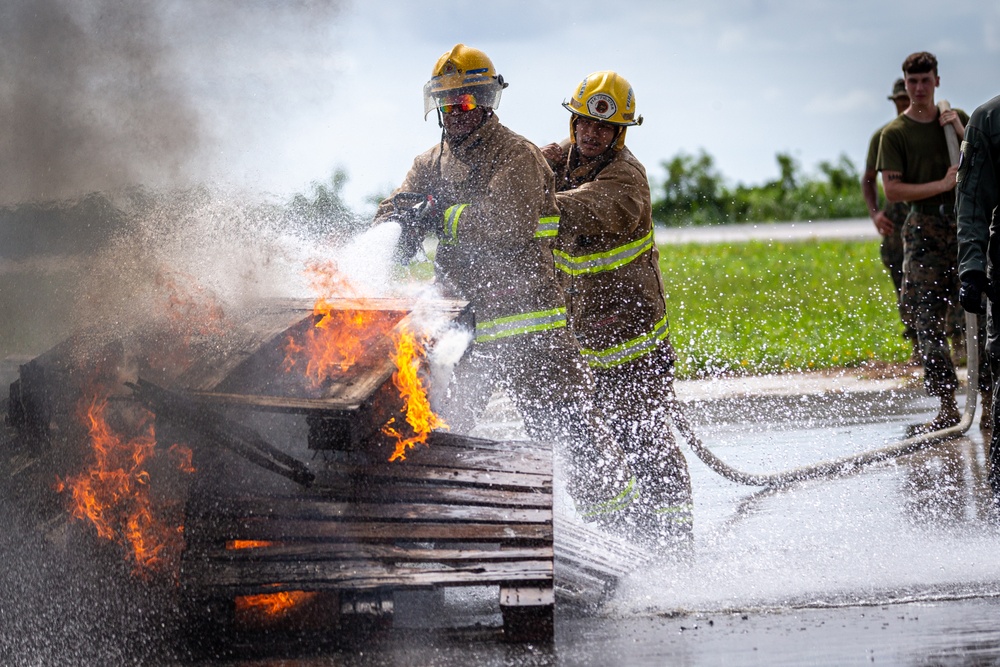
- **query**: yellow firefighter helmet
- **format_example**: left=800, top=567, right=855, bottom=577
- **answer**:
left=423, top=44, right=508, bottom=119
left=563, top=70, right=642, bottom=151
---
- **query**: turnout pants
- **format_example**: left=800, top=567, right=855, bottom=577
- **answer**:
left=438, top=326, right=639, bottom=533
left=592, top=343, right=693, bottom=550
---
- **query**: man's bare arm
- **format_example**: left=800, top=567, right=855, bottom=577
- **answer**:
left=881, top=167, right=958, bottom=203
left=861, top=168, right=893, bottom=235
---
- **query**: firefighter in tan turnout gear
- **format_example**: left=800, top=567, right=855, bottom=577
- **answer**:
left=375, top=45, right=642, bottom=537
left=540, top=71, right=693, bottom=549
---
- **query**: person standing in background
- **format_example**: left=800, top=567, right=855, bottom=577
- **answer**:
left=877, top=51, right=968, bottom=435
left=862, top=78, right=917, bottom=362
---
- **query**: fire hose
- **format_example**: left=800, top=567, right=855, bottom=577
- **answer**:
left=674, top=103, right=975, bottom=488
left=672, top=314, right=979, bottom=488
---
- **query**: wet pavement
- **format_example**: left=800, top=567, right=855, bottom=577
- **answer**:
left=6, top=361, right=1000, bottom=665
left=654, top=217, right=877, bottom=245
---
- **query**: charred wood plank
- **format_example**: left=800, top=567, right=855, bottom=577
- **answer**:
left=187, top=542, right=553, bottom=563
left=129, top=378, right=314, bottom=487
left=192, top=517, right=553, bottom=543
left=170, top=306, right=316, bottom=391
left=182, top=558, right=554, bottom=591
left=186, top=497, right=551, bottom=524
left=266, top=481, right=553, bottom=509
left=374, top=436, right=552, bottom=475
left=330, top=462, right=551, bottom=492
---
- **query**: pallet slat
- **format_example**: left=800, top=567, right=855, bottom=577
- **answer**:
left=197, top=517, right=554, bottom=543
left=189, top=543, right=554, bottom=563
left=183, top=559, right=554, bottom=591
left=187, top=497, right=552, bottom=524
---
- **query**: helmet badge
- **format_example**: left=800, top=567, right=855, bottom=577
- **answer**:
left=586, top=93, right=617, bottom=119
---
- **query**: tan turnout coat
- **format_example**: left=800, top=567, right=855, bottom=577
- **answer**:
left=377, top=114, right=564, bottom=336
left=551, top=144, right=672, bottom=368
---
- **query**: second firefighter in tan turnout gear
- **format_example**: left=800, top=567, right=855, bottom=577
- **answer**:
left=375, top=45, right=641, bottom=536
left=541, top=70, right=694, bottom=550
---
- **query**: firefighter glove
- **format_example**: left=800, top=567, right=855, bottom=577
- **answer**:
left=389, top=192, right=438, bottom=233
left=959, top=270, right=989, bottom=315
left=386, top=192, right=437, bottom=264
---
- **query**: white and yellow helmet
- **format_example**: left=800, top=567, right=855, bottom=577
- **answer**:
left=563, top=70, right=642, bottom=150
left=422, top=44, right=508, bottom=119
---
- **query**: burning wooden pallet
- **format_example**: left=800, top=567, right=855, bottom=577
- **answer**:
left=4, top=295, right=646, bottom=643
left=180, top=431, right=554, bottom=640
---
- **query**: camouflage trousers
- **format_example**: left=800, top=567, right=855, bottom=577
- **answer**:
left=879, top=202, right=916, bottom=341
left=901, top=210, right=959, bottom=397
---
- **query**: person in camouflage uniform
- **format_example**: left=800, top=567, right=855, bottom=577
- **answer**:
left=877, top=51, right=969, bottom=435
left=540, top=71, right=693, bottom=552
left=375, top=44, right=642, bottom=538
left=862, top=78, right=916, bottom=360
left=957, top=93, right=1000, bottom=487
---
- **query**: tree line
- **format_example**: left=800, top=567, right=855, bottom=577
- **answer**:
left=286, top=150, right=869, bottom=232
left=650, top=149, right=868, bottom=227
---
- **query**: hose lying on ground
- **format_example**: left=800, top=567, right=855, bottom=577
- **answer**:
left=674, top=312, right=980, bottom=487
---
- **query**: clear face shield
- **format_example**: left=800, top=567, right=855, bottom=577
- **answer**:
left=422, top=83, right=503, bottom=119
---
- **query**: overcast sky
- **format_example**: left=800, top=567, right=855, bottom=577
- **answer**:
left=283, top=0, right=1000, bottom=212
left=3, top=0, right=997, bottom=210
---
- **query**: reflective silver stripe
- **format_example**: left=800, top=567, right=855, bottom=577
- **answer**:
left=534, top=215, right=560, bottom=238
left=580, top=315, right=669, bottom=369
left=475, top=307, right=567, bottom=343
left=553, top=228, right=654, bottom=275
left=441, top=203, right=467, bottom=245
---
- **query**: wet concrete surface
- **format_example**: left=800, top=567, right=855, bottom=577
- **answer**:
left=654, top=217, right=877, bottom=245
left=4, top=363, right=1000, bottom=665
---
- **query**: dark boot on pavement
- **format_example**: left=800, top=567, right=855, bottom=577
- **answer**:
left=906, top=394, right=962, bottom=437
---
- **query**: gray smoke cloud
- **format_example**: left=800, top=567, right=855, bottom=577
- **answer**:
left=0, top=0, right=345, bottom=204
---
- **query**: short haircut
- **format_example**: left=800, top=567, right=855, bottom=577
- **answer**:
left=902, top=52, right=938, bottom=76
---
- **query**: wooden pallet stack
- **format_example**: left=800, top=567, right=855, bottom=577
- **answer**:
left=180, top=431, right=555, bottom=640
left=4, top=296, right=650, bottom=643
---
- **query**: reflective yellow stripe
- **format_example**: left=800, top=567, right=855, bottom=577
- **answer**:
left=441, top=203, right=467, bottom=245
left=534, top=215, right=560, bottom=238
left=654, top=503, right=694, bottom=523
left=475, top=307, right=567, bottom=343
left=580, top=315, right=669, bottom=369
left=553, top=228, right=654, bottom=275
left=579, top=476, right=638, bottom=518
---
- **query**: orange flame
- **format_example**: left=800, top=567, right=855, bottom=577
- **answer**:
left=169, top=443, right=196, bottom=474
left=283, top=261, right=397, bottom=387
left=236, top=591, right=317, bottom=616
left=57, top=388, right=195, bottom=576
left=227, top=540, right=274, bottom=550
left=382, top=324, right=447, bottom=462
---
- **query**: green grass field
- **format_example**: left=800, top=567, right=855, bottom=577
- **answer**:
left=658, top=238, right=910, bottom=378
left=2, top=238, right=911, bottom=381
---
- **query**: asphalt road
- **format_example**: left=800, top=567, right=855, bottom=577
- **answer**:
left=655, top=217, right=878, bottom=245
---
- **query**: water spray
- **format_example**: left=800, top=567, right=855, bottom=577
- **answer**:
left=673, top=312, right=980, bottom=487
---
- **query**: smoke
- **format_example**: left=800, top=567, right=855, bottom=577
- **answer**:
left=0, top=0, right=345, bottom=204
left=0, top=0, right=195, bottom=202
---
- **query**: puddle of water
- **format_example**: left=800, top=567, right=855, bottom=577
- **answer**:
left=612, top=390, right=1000, bottom=615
